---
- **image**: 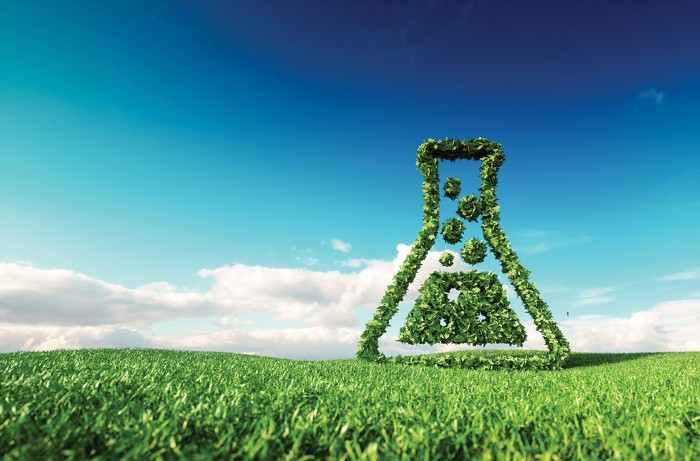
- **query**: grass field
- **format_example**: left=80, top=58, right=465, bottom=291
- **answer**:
left=1, top=349, right=698, bottom=460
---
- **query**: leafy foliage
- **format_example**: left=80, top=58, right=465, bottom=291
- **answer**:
left=1, top=349, right=699, bottom=459
left=356, top=138, right=571, bottom=370
left=438, top=251, right=454, bottom=267
left=440, top=217, right=465, bottom=244
left=398, top=271, right=526, bottom=346
left=457, top=194, right=480, bottom=221
left=461, top=238, right=487, bottom=264
left=443, top=176, right=461, bottom=199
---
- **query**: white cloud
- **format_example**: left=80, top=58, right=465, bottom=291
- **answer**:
left=637, top=87, right=666, bottom=105
left=338, top=258, right=372, bottom=268
left=197, top=261, right=384, bottom=327
left=656, top=266, right=700, bottom=281
left=0, top=324, right=151, bottom=352
left=219, top=315, right=254, bottom=327
left=521, top=243, right=552, bottom=255
left=0, top=263, right=213, bottom=326
left=515, top=230, right=558, bottom=239
left=330, top=238, right=352, bottom=253
left=572, top=286, right=617, bottom=307
left=150, top=326, right=361, bottom=360
left=0, top=245, right=469, bottom=356
left=513, top=231, right=590, bottom=256
left=292, top=247, right=318, bottom=266
left=1, top=256, right=698, bottom=358
left=195, top=245, right=471, bottom=329
left=295, top=256, right=319, bottom=266
left=562, top=300, right=700, bottom=352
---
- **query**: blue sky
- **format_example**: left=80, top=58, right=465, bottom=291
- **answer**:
left=1, top=0, right=699, bottom=357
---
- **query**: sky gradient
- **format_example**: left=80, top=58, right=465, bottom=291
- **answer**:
left=1, top=0, right=699, bottom=358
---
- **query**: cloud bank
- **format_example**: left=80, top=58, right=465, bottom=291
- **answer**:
left=330, top=238, right=352, bottom=253
left=1, top=247, right=698, bottom=358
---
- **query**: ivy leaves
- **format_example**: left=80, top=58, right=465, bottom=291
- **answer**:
left=443, top=177, right=461, bottom=200
left=399, top=270, right=526, bottom=347
left=439, top=251, right=455, bottom=267
left=441, top=218, right=465, bottom=244
left=457, top=195, right=480, bottom=221
left=461, top=238, right=487, bottom=264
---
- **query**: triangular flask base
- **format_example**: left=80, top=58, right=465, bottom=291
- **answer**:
left=399, top=270, right=527, bottom=347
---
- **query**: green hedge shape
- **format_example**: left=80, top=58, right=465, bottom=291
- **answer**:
left=398, top=270, right=526, bottom=346
left=457, top=194, right=480, bottom=221
left=439, top=251, right=454, bottom=267
left=443, top=177, right=461, bottom=200
left=441, top=217, right=465, bottom=244
left=461, top=238, right=487, bottom=264
left=356, top=138, right=571, bottom=370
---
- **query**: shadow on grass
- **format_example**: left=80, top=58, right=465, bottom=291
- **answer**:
left=563, top=352, right=662, bottom=369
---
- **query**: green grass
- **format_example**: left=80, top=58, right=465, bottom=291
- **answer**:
left=1, top=349, right=699, bottom=460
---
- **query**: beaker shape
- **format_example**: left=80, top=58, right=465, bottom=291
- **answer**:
left=356, top=138, right=571, bottom=369
left=399, top=270, right=527, bottom=347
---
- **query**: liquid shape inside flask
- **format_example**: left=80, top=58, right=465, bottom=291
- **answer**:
left=398, top=173, right=526, bottom=346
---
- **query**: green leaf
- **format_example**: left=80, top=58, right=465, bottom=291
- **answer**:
left=443, top=177, right=462, bottom=200
left=441, top=218, right=465, bottom=244
left=457, top=194, right=481, bottom=221
left=461, top=238, right=487, bottom=265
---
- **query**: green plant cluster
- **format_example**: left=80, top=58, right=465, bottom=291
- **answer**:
left=398, top=270, right=526, bottom=346
left=461, top=238, right=487, bottom=264
left=356, top=138, right=571, bottom=370
left=443, top=176, right=461, bottom=199
left=440, top=217, right=464, bottom=244
left=457, top=194, right=480, bottom=221
left=384, top=349, right=559, bottom=370
left=438, top=251, right=454, bottom=267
